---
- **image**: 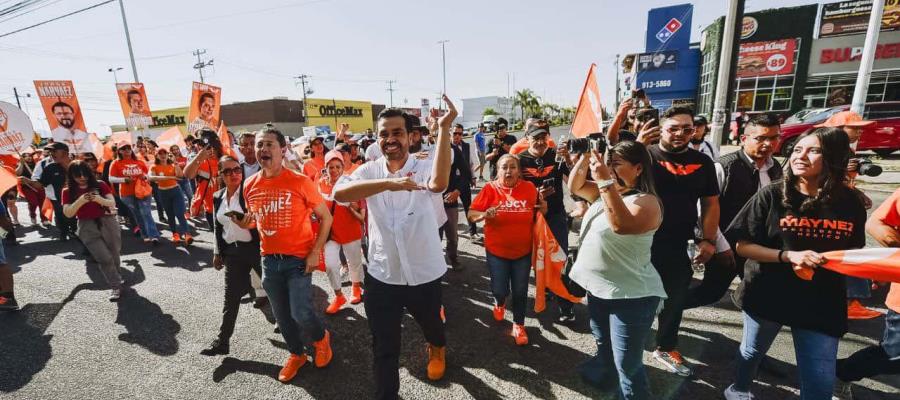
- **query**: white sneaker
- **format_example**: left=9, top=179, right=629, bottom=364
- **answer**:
left=652, top=350, right=693, bottom=377
left=109, top=288, right=122, bottom=302
left=724, top=385, right=753, bottom=400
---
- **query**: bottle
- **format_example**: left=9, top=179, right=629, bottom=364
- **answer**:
left=687, top=240, right=705, bottom=274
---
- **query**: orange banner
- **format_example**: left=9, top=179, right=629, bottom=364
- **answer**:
left=187, top=82, right=221, bottom=135
left=33, top=80, right=90, bottom=154
left=217, top=122, right=237, bottom=159
left=571, top=64, right=604, bottom=139
left=115, top=83, right=153, bottom=130
left=155, top=127, right=188, bottom=154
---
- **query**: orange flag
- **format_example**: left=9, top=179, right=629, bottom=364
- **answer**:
left=41, top=198, right=54, bottom=222
left=532, top=213, right=583, bottom=312
left=816, top=248, right=900, bottom=281
left=217, top=122, right=238, bottom=159
left=0, top=166, right=17, bottom=194
left=156, top=127, right=188, bottom=154
left=571, top=63, right=604, bottom=139
left=103, top=131, right=133, bottom=161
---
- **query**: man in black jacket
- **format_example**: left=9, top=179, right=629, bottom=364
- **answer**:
left=685, top=113, right=783, bottom=309
left=441, top=124, right=476, bottom=270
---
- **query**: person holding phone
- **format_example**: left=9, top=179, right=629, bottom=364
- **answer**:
left=110, top=141, right=160, bottom=244
left=62, top=160, right=124, bottom=301
left=184, top=128, right=224, bottom=230
left=149, top=148, right=192, bottom=245
left=484, top=118, right=517, bottom=179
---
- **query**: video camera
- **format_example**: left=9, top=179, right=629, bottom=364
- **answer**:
left=855, top=157, right=883, bottom=177
left=567, top=135, right=607, bottom=155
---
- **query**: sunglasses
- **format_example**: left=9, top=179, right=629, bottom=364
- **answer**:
left=221, top=166, right=242, bottom=176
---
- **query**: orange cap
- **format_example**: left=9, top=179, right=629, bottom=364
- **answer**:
left=816, top=111, right=875, bottom=128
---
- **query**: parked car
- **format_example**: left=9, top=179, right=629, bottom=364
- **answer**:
left=776, top=102, right=900, bottom=157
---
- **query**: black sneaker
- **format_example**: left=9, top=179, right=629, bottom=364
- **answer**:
left=0, top=295, right=20, bottom=311
left=253, top=297, right=269, bottom=309
left=200, top=339, right=230, bottom=356
left=557, top=310, right=576, bottom=324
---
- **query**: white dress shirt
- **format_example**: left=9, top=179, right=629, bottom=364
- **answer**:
left=242, top=161, right=260, bottom=179
left=216, top=189, right=252, bottom=245
left=335, top=156, right=447, bottom=286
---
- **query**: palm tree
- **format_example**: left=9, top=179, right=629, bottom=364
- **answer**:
left=513, top=89, right=541, bottom=122
left=544, top=103, right=560, bottom=119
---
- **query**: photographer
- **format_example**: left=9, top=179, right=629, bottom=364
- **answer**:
left=568, top=140, right=665, bottom=399
left=819, top=111, right=883, bottom=320
left=485, top=118, right=517, bottom=179
left=184, top=128, right=224, bottom=230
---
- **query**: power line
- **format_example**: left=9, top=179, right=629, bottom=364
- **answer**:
left=0, top=0, right=116, bottom=39
left=0, top=0, right=64, bottom=25
left=386, top=80, right=396, bottom=108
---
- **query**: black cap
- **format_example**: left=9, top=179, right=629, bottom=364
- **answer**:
left=693, top=115, right=709, bottom=126
left=525, top=125, right=550, bottom=138
left=48, top=142, right=69, bottom=152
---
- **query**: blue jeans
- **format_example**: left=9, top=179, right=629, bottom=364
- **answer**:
left=837, top=310, right=900, bottom=381
left=732, top=311, right=839, bottom=400
left=847, top=276, right=871, bottom=299
left=177, top=178, right=193, bottom=204
left=262, top=255, right=326, bottom=355
left=158, top=187, right=188, bottom=234
left=486, top=251, right=531, bottom=324
left=122, top=195, right=160, bottom=239
left=580, top=295, right=660, bottom=400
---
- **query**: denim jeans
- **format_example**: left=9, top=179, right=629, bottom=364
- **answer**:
left=158, top=187, right=188, bottom=235
left=486, top=251, right=531, bottom=324
left=177, top=178, right=193, bottom=204
left=122, top=195, right=160, bottom=239
left=837, top=310, right=900, bottom=382
left=579, top=295, right=660, bottom=400
left=262, top=255, right=326, bottom=355
left=846, top=276, right=872, bottom=299
left=732, top=311, right=839, bottom=400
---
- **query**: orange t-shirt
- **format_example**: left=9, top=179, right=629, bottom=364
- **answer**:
left=109, top=158, right=148, bottom=197
left=876, top=189, right=900, bottom=312
left=302, top=156, right=325, bottom=180
left=244, top=168, right=324, bottom=258
left=150, top=164, right=178, bottom=189
left=470, top=180, right=539, bottom=259
left=318, top=179, right=363, bottom=244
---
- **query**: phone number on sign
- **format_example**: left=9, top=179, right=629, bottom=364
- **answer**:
left=640, top=80, right=672, bottom=89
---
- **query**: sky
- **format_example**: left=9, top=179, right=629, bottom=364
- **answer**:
left=1, top=0, right=820, bottom=135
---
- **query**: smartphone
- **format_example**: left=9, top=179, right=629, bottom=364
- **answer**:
left=224, top=210, right=245, bottom=220
left=542, top=177, right=557, bottom=188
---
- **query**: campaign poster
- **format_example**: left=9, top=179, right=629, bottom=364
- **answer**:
left=0, top=101, right=35, bottom=155
left=116, top=83, right=153, bottom=130
left=736, top=39, right=797, bottom=78
left=33, top=80, right=91, bottom=154
left=186, top=82, right=221, bottom=135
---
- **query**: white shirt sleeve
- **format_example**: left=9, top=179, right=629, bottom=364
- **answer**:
left=714, top=162, right=725, bottom=194
left=31, top=159, right=44, bottom=180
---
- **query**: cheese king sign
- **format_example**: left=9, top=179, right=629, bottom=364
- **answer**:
left=736, top=39, right=797, bottom=78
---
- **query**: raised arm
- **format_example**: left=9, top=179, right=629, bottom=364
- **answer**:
left=428, top=95, right=457, bottom=193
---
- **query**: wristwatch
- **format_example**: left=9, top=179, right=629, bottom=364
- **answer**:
left=597, top=179, right=615, bottom=191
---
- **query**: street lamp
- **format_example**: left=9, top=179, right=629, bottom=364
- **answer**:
left=108, top=67, right=124, bottom=84
left=437, top=39, right=448, bottom=109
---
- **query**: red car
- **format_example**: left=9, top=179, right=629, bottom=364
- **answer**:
left=777, top=102, right=900, bottom=157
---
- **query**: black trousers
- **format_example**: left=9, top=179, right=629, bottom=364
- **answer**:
left=50, top=199, right=77, bottom=239
left=459, top=188, right=476, bottom=235
left=651, top=237, right=692, bottom=352
left=217, top=243, right=263, bottom=342
left=364, top=273, right=446, bottom=400
left=684, top=253, right=742, bottom=309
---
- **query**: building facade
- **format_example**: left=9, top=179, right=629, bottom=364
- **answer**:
left=461, top=96, right=515, bottom=129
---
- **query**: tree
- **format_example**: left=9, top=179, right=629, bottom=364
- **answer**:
left=513, top=89, right=541, bottom=122
left=482, top=107, right=499, bottom=116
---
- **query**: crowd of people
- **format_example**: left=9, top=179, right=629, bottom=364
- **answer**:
left=0, top=93, right=898, bottom=400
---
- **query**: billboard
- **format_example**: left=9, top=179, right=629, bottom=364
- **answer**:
left=634, top=48, right=701, bottom=96
left=819, top=0, right=900, bottom=38
left=646, top=4, right=693, bottom=52
left=116, top=83, right=153, bottom=130
left=305, top=98, right=373, bottom=133
left=636, top=51, right=678, bottom=72
left=33, top=80, right=91, bottom=154
left=810, top=30, right=900, bottom=74
left=186, top=82, right=221, bottom=134
left=736, top=39, right=797, bottom=78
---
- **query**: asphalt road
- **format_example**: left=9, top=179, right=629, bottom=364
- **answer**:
left=1, top=132, right=899, bottom=399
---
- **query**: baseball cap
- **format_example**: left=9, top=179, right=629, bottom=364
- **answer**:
left=525, top=125, right=550, bottom=138
left=116, top=140, right=131, bottom=148
left=48, top=142, right=68, bottom=152
left=816, top=111, right=875, bottom=128
left=324, top=149, right=344, bottom=166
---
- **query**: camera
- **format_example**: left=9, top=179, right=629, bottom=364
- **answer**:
left=567, top=136, right=607, bottom=155
left=855, top=157, right=882, bottom=177
left=198, top=129, right=221, bottom=149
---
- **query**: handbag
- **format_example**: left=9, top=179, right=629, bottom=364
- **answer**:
left=134, top=177, right=152, bottom=199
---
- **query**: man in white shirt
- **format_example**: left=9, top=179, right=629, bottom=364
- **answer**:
left=49, top=102, right=90, bottom=155
left=334, top=96, right=456, bottom=400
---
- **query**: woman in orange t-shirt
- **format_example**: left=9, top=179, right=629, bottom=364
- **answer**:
left=109, top=141, right=160, bottom=243
left=469, top=154, right=546, bottom=346
left=318, top=150, right=366, bottom=314
left=149, top=148, right=191, bottom=245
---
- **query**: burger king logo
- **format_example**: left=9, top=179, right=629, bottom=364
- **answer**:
left=741, top=16, right=758, bottom=40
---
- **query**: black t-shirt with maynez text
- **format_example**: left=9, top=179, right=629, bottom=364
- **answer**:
left=725, top=183, right=867, bottom=338
left=518, top=148, right=569, bottom=215
left=647, top=145, right=719, bottom=240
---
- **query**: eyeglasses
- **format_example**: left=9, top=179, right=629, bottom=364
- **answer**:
left=221, top=167, right=242, bottom=176
left=749, top=135, right=780, bottom=143
left=664, top=126, right=696, bottom=134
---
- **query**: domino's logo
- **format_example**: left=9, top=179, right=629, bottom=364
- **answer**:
left=655, top=18, right=683, bottom=43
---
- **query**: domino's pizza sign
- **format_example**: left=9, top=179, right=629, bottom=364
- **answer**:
left=655, top=18, right=683, bottom=44
left=646, top=4, right=693, bottom=52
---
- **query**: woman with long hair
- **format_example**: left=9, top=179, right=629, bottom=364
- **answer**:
left=567, top=141, right=665, bottom=399
left=468, top=154, right=546, bottom=346
left=723, top=127, right=867, bottom=400
left=109, top=141, right=161, bottom=244
left=61, top=160, right=124, bottom=301
left=149, top=147, right=192, bottom=245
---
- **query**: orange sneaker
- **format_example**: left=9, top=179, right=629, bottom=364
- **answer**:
left=325, top=295, right=346, bottom=315
left=172, top=233, right=181, bottom=244
left=511, top=324, right=528, bottom=346
left=426, top=344, right=445, bottom=380
left=312, top=330, right=333, bottom=368
left=848, top=299, right=883, bottom=320
left=278, top=353, right=307, bottom=382
left=492, top=304, right=505, bottom=321
left=350, top=283, right=363, bottom=304
left=183, top=234, right=193, bottom=245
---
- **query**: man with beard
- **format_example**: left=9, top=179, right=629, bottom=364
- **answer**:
left=646, top=107, right=719, bottom=377
left=334, top=95, right=456, bottom=400
left=49, top=102, right=89, bottom=155
left=685, top=113, right=782, bottom=309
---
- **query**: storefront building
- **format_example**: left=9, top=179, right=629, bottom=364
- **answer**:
left=634, top=4, right=701, bottom=110
left=304, top=98, right=374, bottom=133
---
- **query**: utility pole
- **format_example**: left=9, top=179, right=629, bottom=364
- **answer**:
left=851, top=0, right=885, bottom=117
left=118, top=0, right=139, bottom=82
left=295, top=74, right=311, bottom=120
left=709, top=0, right=746, bottom=151
left=193, top=49, right=214, bottom=83
left=13, top=87, right=21, bottom=109
left=614, top=54, right=621, bottom=110
left=386, top=80, right=397, bottom=108
left=437, top=40, right=449, bottom=109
